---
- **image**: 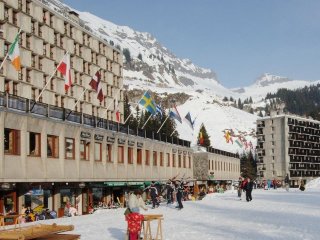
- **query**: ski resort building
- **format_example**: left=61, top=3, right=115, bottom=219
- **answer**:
left=193, top=147, right=240, bottom=188
left=0, top=0, right=193, bottom=218
left=256, top=112, right=320, bottom=187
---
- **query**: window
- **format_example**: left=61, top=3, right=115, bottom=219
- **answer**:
left=27, top=132, right=41, bottom=156
left=160, top=152, right=164, bottom=167
left=80, top=140, right=90, bottom=160
left=167, top=153, right=170, bottom=167
left=128, top=147, right=133, bottom=164
left=107, top=144, right=112, bottom=162
left=145, top=150, right=150, bottom=165
left=189, top=156, right=191, bottom=169
left=4, top=128, right=20, bottom=155
left=65, top=138, right=75, bottom=159
left=47, top=135, right=59, bottom=158
left=137, top=149, right=142, bottom=165
left=172, top=154, right=176, bottom=167
left=94, top=142, right=102, bottom=161
left=153, top=151, right=157, bottom=166
left=178, top=155, right=182, bottom=168
left=183, top=155, right=186, bottom=168
left=118, top=146, right=124, bottom=163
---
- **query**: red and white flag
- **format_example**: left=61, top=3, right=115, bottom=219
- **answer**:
left=57, top=53, right=72, bottom=91
left=89, top=70, right=104, bottom=102
left=115, top=98, right=120, bottom=122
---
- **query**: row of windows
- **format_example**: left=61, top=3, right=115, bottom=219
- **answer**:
left=208, top=159, right=239, bottom=172
left=4, top=128, right=191, bottom=168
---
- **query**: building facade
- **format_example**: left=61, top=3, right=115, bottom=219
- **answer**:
left=256, top=113, right=320, bottom=187
left=193, top=146, right=240, bottom=184
left=0, top=0, right=194, bottom=218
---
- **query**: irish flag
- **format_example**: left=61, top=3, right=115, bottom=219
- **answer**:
left=8, top=32, right=21, bottom=71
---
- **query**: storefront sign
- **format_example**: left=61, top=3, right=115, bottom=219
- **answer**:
left=107, top=136, right=115, bottom=143
left=128, top=140, right=135, bottom=146
left=118, top=138, right=126, bottom=145
left=94, top=134, right=104, bottom=141
left=103, top=182, right=126, bottom=186
left=127, top=182, right=144, bottom=186
left=80, top=132, right=91, bottom=139
left=25, top=189, right=44, bottom=196
left=137, top=142, right=143, bottom=148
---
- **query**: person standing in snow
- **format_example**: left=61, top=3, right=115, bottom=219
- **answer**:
left=150, top=182, right=159, bottom=209
left=284, top=174, right=290, bottom=192
left=175, top=181, right=184, bottom=209
left=238, top=177, right=243, bottom=200
left=166, top=180, right=174, bottom=204
left=245, top=177, right=253, bottom=202
left=128, top=190, right=148, bottom=213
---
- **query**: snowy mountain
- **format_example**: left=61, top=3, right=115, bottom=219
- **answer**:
left=43, top=0, right=320, bottom=153
left=232, top=73, right=320, bottom=101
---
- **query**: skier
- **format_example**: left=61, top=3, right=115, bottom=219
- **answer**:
left=150, top=182, right=159, bottom=209
left=175, top=181, right=184, bottom=209
left=245, top=177, right=253, bottom=202
left=284, top=173, right=290, bottom=192
left=237, top=177, right=243, bottom=200
left=166, top=180, right=174, bottom=204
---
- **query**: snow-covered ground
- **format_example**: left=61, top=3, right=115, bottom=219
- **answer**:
left=11, top=185, right=320, bottom=240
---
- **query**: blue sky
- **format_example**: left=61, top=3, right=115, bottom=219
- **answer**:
left=64, top=0, right=320, bottom=88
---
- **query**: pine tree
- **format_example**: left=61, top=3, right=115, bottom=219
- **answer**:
left=259, top=110, right=263, bottom=117
left=197, top=124, right=211, bottom=147
left=123, top=94, right=137, bottom=128
left=122, top=48, right=131, bottom=63
left=240, top=151, right=257, bottom=179
left=223, top=96, right=228, bottom=102
left=137, top=53, right=143, bottom=61
left=249, top=97, right=253, bottom=104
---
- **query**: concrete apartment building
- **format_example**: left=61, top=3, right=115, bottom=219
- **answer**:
left=256, top=112, right=320, bottom=187
left=0, top=0, right=193, bottom=218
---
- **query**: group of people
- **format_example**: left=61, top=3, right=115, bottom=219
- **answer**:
left=19, top=205, right=57, bottom=223
left=237, top=177, right=254, bottom=202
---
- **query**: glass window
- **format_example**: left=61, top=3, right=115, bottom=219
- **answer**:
left=128, top=147, right=133, bottom=164
left=178, top=155, right=182, bottom=168
left=145, top=150, right=150, bottom=166
left=172, top=154, right=176, bottom=167
left=60, top=189, right=76, bottom=208
left=153, top=151, right=157, bottom=166
left=4, top=128, right=20, bottom=155
left=160, top=152, right=164, bottom=166
left=118, top=146, right=124, bottom=163
left=92, top=188, right=103, bottom=207
left=47, top=135, right=59, bottom=158
left=28, top=132, right=41, bottom=156
left=107, top=144, right=112, bottom=162
left=80, top=140, right=90, bottom=160
left=189, top=156, right=192, bottom=168
left=183, top=155, right=186, bottom=168
left=95, top=142, right=102, bottom=161
left=65, top=138, right=75, bottom=159
left=137, top=149, right=142, bottom=165
left=167, top=153, right=170, bottom=167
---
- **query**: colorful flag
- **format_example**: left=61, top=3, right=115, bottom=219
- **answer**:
left=115, top=99, right=120, bottom=122
left=8, top=32, right=21, bottom=71
left=235, top=139, right=243, bottom=148
left=89, top=70, right=104, bottom=102
left=199, top=128, right=204, bottom=145
left=184, top=112, right=195, bottom=130
left=156, top=104, right=163, bottom=118
left=138, top=92, right=156, bottom=115
left=89, top=70, right=101, bottom=91
left=169, top=104, right=182, bottom=123
left=57, top=53, right=72, bottom=91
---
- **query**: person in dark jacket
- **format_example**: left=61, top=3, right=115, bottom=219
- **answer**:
left=166, top=180, right=174, bottom=204
left=245, top=177, right=253, bottom=202
left=175, top=181, right=184, bottom=209
left=150, top=182, right=159, bottom=209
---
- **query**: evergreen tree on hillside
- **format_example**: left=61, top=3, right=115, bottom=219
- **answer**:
left=122, top=48, right=131, bottom=63
left=240, top=150, right=257, bottom=179
left=197, top=124, right=211, bottom=147
left=123, top=94, right=138, bottom=128
left=137, top=53, right=143, bottom=61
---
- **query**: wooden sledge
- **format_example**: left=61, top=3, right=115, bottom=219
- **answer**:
left=0, top=223, right=80, bottom=240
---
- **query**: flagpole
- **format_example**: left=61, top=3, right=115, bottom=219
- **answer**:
left=141, top=114, right=152, bottom=129
left=65, top=88, right=87, bottom=119
left=0, top=29, right=22, bottom=72
left=30, top=52, right=68, bottom=112
left=157, top=115, right=170, bottom=133
left=123, top=111, right=133, bottom=125
left=96, top=88, right=121, bottom=125
left=170, top=130, right=176, bottom=137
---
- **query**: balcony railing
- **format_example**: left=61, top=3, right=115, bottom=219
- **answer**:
left=0, top=92, right=190, bottom=148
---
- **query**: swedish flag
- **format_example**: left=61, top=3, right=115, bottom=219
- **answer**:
left=139, top=92, right=157, bottom=115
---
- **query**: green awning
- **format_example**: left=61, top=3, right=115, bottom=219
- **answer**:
left=103, top=182, right=126, bottom=186
left=144, top=181, right=152, bottom=186
left=127, top=182, right=144, bottom=186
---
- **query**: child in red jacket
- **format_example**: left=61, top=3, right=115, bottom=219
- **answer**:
left=125, top=212, right=144, bottom=240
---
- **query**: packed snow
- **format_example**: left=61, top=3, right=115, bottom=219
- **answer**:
left=11, top=184, right=320, bottom=240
